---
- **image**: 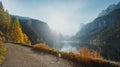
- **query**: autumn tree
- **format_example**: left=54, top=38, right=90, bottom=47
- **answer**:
left=11, top=18, right=31, bottom=44
left=11, top=18, right=22, bottom=42
left=0, top=2, right=31, bottom=44
left=22, top=33, right=31, bottom=45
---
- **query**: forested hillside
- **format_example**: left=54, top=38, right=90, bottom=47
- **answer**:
left=0, top=2, right=31, bottom=44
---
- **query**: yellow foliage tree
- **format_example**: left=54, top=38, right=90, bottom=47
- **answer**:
left=11, top=18, right=31, bottom=44
left=22, top=33, right=31, bottom=45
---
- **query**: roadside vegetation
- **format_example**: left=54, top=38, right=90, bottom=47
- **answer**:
left=33, top=43, right=120, bottom=67
left=0, top=3, right=31, bottom=64
left=0, top=39, right=6, bottom=64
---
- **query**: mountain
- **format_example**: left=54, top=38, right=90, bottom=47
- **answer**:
left=75, top=3, right=120, bottom=61
left=76, top=8, right=120, bottom=42
left=98, top=2, right=120, bottom=17
left=94, top=9, right=120, bottom=61
left=11, top=15, right=54, bottom=46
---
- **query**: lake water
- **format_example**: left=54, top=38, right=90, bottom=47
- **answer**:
left=60, top=41, right=80, bottom=53
left=56, top=41, right=94, bottom=53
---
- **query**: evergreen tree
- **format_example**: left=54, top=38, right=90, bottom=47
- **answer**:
left=0, top=2, right=5, bottom=33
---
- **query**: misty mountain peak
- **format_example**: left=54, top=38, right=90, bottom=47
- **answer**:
left=98, top=2, right=120, bottom=17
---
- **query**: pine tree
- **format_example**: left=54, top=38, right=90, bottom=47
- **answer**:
left=0, top=2, right=5, bottom=33
left=0, top=3, right=12, bottom=41
left=5, top=10, right=12, bottom=35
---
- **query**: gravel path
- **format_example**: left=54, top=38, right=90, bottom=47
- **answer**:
left=0, top=43, right=81, bottom=67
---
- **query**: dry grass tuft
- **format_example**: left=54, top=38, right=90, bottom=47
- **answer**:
left=79, top=46, right=103, bottom=59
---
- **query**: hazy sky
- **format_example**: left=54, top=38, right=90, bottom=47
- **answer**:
left=0, top=0, right=120, bottom=35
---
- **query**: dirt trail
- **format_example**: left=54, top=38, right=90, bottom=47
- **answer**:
left=0, top=43, right=81, bottom=67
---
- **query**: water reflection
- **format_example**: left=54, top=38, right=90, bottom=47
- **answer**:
left=60, top=41, right=80, bottom=53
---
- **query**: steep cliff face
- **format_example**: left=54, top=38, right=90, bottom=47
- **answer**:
left=11, top=15, right=54, bottom=46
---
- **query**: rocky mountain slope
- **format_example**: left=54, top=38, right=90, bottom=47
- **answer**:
left=75, top=2, right=120, bottom=61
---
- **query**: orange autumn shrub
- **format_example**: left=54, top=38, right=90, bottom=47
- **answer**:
left=33, top=43, right=50, bottom=50
left=80, top=46, right=103, bottom=59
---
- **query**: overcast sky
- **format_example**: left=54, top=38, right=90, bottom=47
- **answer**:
left=0, top=0, right=120, bottom=35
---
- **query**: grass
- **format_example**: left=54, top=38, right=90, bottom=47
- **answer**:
left=0, top=43, right=6, bottom=64
left=33, top=43, right=120, bottom=67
